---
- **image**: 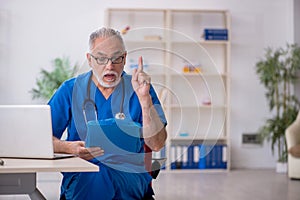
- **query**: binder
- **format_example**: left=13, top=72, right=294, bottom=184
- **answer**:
left=205, top=34, right=228, bottom=40
left=204, top=28, right=228, bottom=41
left=199, top=145, right=206, bottom=169
left=203, top=144, right=227, bottom=169
left=152, top=151, right=161, bottom=159
left=175, top=145, right=183, bottom=169
left=182, top=146, right=188, bottom=169
left=221, top=145, right=227, bottom=169
left=204, top=28, right=228, bottom=35
left=171, top=146, right=176, bottom=169
left=212, top=145, right=218, bottom=168
left=193, top=145, right=200, bottom=169
left=187, top=145, right=194, bottom=169
left=215, top=145, right=222, bottom=168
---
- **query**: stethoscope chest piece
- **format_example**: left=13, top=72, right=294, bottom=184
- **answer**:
left=115, top=112, right=126, bottom=120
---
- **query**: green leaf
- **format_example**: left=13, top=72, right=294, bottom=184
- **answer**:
left=30, top=57, right=78, bottom=100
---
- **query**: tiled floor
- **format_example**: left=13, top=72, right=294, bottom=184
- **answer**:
left=1, top=169, right=300, bottom=200
left=153, top=170, right=300, bottom=200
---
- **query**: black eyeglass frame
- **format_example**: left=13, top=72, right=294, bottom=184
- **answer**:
left=89, top=54, right=125, bottom=65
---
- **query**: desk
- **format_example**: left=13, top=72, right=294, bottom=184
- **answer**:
left=0, top=157, right=99, bottom=200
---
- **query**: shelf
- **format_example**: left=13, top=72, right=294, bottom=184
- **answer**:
left=200, top=40, right=229, bottom=45
left=170, top=137, right=227, bottom=142
left=125, top=40, right=166, bottom=44
left=171, top=40, right=229, bottom=45
left=161, top=169, right=228, bottom=173
left=124, top=70, right=165, bottom=76
left=170, top=72, right=227, bottom=77
left=106, top=8, right=231, bottom=172
left=170, top=9, right=229, bottom=14
left=167, top=104, right=227, bottom=109
left=146, top=72, right=165, bottom=76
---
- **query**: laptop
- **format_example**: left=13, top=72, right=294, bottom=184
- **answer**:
left=0, top=105, right=74, bottom=159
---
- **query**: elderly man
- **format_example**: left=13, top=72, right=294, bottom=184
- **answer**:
left=48, top=27, right=167, bottom=199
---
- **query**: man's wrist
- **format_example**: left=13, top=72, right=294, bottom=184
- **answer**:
left=139, top=95, right=152, bottom=110
left=54, top=139, right=72, bottom=154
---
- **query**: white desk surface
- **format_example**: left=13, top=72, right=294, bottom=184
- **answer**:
left=0, top=157, right=99, bottom=173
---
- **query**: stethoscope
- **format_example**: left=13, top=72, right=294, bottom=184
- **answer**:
left=82, top=72, right=126, bottom=123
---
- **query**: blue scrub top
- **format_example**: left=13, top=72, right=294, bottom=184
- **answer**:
left=48, top=71, right=166, bottom=141
left=48, top=70, right=167, bottom=199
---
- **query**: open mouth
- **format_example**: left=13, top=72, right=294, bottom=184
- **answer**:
left=104, top=73, right=116, bottom=82
left=96, top=71, right=120, bottom=88
left=102, top=71, right=119, bottom=83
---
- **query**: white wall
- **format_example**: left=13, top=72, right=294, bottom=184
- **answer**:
left=294, top=0, right=300, bottom=100
left=295, top=0, right=300, bottom=45
left=0, top=0, right=294, bottom=169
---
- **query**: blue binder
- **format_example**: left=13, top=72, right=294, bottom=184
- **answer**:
left=204, top=28, right=228, bottom=40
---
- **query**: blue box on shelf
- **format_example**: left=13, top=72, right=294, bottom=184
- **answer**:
left=204, top=28, right=228, bottom=41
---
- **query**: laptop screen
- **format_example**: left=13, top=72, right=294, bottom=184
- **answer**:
left=0, top=105, right=55, bottom=158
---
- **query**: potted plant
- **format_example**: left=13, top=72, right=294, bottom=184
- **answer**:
left=256, top=43, right=300, bottom=172
left=30, top=57, right=78, bottom=101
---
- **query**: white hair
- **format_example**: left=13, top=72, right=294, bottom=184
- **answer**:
left=88, top=27, right=126, bottom=51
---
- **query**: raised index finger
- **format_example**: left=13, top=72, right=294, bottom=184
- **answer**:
left=138, top=56, right=144, bottom=72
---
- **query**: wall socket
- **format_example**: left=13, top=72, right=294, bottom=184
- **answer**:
left=242, top=133, right=262, bottom=147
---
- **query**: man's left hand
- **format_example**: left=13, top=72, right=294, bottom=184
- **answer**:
left=131, top=56, right=151, bottom=104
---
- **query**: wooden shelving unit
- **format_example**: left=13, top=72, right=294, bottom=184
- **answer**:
left=106, top=8, right=231, bottom=171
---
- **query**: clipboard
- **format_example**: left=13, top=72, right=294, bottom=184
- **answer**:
left=85, top=118, right=142, bottom=154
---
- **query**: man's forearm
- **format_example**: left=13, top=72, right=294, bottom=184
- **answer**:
left=52, top=136, right=73, bottom=154
left=142, top=102, right=167, bottom=152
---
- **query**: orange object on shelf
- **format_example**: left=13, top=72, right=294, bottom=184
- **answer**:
left=183, top=66, right=190, bottom=73
left=182, top=65, right=202, bottom=73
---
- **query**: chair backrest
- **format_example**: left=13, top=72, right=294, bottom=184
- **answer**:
left=144, top=144, right=153, bottom=175
left=144, top=144, right=163, bottom=179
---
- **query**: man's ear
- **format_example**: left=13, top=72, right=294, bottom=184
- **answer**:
left=86, top=53, right=92, bottom=67
left=123, top=51, right=127, bottom=65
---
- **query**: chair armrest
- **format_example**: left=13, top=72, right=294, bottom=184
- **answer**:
left=286, top=120, right=300, bottom=149
left=151, top=158, right=166, bottom=179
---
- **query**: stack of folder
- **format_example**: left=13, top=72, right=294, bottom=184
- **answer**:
left=170, top=144, right=227, bottom=170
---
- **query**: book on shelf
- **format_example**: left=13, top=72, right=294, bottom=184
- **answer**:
left=204, top=28, right=228, bottom=35
left=203, top=28, right=228, bottom=41
left=205, top=35, right=228, bottom=40
left=199, top=145, right=206, bottom=169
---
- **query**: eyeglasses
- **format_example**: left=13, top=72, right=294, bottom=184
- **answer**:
left=90, top=54, right=125, bottom=65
